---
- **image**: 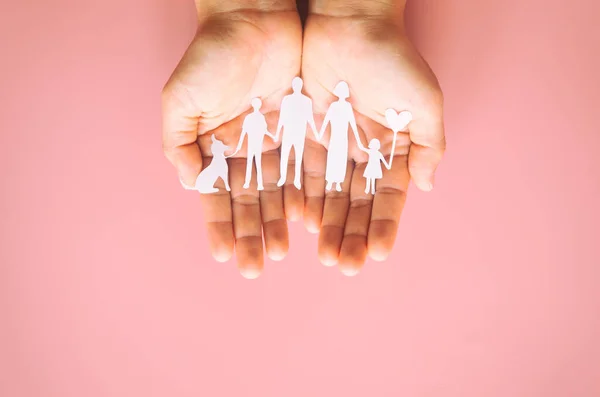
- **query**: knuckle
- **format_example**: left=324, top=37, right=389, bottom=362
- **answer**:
left=425, top=85, right=444, bottom=109
left=439, top=136, right=447, bottom=153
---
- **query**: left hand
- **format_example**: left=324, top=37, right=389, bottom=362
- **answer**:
left=301, top=1, right=446, bottom=276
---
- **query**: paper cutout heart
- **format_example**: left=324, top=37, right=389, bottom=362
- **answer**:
left=385, top=109, right=413, bottom=133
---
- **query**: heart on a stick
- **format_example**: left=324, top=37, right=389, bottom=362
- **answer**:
left=385, top=109, right=413, bottom=133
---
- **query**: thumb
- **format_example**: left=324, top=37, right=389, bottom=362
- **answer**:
left=408, top=116, right=446, bottom=192
left=162, top=89, right=203, bottom=188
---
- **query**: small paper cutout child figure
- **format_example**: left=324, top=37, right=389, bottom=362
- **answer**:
left=361, top=138, right=391, bottom=195
left=180, top=134, right=231, bottom=194
left=275, top=77, right=319, bottom=190
left=230, top=98, right=276, bottom=191
left=357, top=108, right=412, bottom=195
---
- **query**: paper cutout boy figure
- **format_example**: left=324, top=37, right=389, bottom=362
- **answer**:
left=231, top=98, right=276, bottom=191
left=275, top=77, right=319, bottom=190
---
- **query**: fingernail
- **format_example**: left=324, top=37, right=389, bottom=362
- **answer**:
left=268, top=248, right=287, bottom=262
left=420, top=176, right=435, bottom=191
left=341, top=267, right=360, bottom=277
left=239, top=267, right=262, bottom=280
left=179, top=177, right=193, bottom=190
left=320, top=254, right=338, bottom=267
left=212, top=249, right=232, bottom=263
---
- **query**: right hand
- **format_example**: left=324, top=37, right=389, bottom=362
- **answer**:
left=162, top=1, right=302, bottom=278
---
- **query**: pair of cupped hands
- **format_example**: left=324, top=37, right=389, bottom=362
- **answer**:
left=162, top=0, right=446, bottom=279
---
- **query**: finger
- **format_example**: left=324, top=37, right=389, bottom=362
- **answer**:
left=318, top=161, right=354, bottom=267
left=229, top=157, right=264, bottom=279
left=281, top=142, right=305, bottom=222
left=198, top=153, right=235, bottom=263
left=368, top=155, right=410, bottom=262
left=338, top=162, right=373, bottom=276
left=408, top=116, right=446, bottom=191
left=302, top=139, right=327, bottom=234
left=260, top=149, right=289, bottom=261
left=161, top=88, right=203, bottom=186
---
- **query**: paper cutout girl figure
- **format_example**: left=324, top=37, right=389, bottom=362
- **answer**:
left=229, top=98, right=276, bottom=191
left=319, top=81, right=366, bottom=192
left=180, top=134, right=231, bottom=194
left=275, top=77, right=319, bottom=190
left=361, top=139, right=391, bottom=195
left=358, top=109, right=413, bottom=195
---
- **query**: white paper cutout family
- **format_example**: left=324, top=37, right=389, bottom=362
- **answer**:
left=183, top=78, right=412, bottom=195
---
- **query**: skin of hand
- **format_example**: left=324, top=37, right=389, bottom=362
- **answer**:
left=162, top=0, right=302, bottom=279
left=301, top=0, right=446, bottom=276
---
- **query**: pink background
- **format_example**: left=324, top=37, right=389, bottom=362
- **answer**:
left=1, top=0, right=599, bottom=396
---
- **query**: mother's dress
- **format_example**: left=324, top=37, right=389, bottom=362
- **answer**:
left=325, top=101, right=352, bottom=184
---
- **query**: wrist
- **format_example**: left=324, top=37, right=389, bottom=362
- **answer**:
left=309, top=0, right=406, bottom=18
left=197, top=0, right=297, bottom=18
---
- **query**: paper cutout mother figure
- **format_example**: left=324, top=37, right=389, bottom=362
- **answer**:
left=319, top=81, right=366, bottom=192
left=276, top=77, right=319, bottom=190
left=230, top=98, right=276, bottom=191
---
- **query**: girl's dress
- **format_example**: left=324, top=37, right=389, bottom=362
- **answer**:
left=364, top=150, right=384, bottom=179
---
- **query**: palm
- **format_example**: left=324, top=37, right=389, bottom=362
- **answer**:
left=163, top=10, right=302, bottom=278
left=167, top=11, right=301, bottom=150
left=301, top=15, right=444, bottom=275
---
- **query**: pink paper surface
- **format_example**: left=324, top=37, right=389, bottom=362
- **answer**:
left=1, top=1, right=599, bottom=396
